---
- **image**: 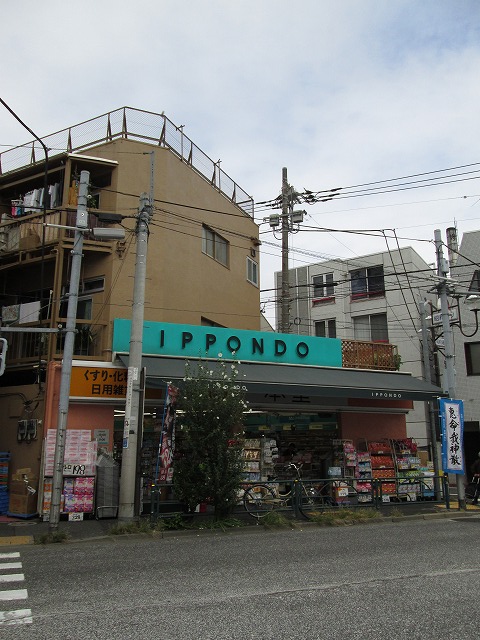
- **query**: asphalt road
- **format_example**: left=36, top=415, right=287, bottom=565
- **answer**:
left=1, top=516, right=479, bottom=639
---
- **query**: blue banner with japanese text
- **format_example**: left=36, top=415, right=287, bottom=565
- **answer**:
left=439, top=398, right=465, bottom=474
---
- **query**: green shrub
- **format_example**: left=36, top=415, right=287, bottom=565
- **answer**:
left=34, top=530, right=70, bottom=544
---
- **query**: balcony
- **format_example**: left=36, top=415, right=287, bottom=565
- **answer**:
left=341, top=339, right=400, bottom=371
left=0, top=208, right=115, bottom=267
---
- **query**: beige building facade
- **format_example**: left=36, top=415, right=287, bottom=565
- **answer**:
left=0, top=107, right=260, bottom=477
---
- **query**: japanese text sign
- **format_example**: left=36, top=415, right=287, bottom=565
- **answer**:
left=70, top=366, right=128, bottom=399
left=439, top=398, right=465, bottom=474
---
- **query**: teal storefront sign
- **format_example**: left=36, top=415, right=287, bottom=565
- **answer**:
left=113, top=319, right=342, bottom=367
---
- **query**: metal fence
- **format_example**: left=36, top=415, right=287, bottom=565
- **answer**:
left=0, top=107, right=254, bottom=218
left=149, top=474, right=451, bottom=522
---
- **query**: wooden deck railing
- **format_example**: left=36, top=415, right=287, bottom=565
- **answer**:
left=342, top=339, right=400, bottom=371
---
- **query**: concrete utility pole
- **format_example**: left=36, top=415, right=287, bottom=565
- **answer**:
left=434, top=229, right=466, bottom=509
left=419, top=299, right=441, bottom=495
left=118, top=192, right=152, bottom=520
left=281, top=167, right=291, bottom=334
left=49, top=170, right=90, bottom=531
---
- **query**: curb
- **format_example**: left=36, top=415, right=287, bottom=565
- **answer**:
left=2, top=509, right=478, bottom=546
left=0, top=535, right=34, bottom=546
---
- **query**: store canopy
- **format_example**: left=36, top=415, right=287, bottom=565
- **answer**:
left=117, top=355, right=446, bottom=403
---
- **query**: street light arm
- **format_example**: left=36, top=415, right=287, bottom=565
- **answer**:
left=455, top=299, right=479, bottom=338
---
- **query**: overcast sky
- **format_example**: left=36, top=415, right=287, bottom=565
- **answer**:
left=2, top=1, right=480, bottom=325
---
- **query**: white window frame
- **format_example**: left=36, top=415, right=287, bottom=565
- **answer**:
left=315, top=319, right=336, bottom=338
left=246, top=256, right=258, bottom=286
left=202, top=226, right=229, bottom=267
left=312, top=273, right=335, bottom=304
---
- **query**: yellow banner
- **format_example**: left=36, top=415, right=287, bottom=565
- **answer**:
left=70, top=366, right=128, bottom=399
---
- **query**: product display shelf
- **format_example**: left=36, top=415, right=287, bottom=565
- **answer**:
left=242, top=438, right=261, bottom=482
left=391, top=438, right=422, bottom=500
left=368, top=440, right=397, bottom=500
left=355, top=451, right=373, bottom=503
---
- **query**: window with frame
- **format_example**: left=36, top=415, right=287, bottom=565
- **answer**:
left=246, top=256, right=258, bottom=286
left=465, top=342, right=480, bottom=375
left=353, top=313, right=388, bottom=342
left=59, top=296, right=92, bottom=320
left=202, top=226, right=229, bottom=267
left=315, top=319, right=337, bottom=338
left=312, top=273, right=334, bottom=303
left=81, top=276, right=105, bottom=294
left=350, top=265, right=384, bottom=299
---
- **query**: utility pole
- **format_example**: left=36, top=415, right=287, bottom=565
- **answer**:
left=434, top=228, right=466, bottom=509
left=49, top=170, right=89, bottom=531
left=118, top=192, right=152, bottom=519
left=419, top=299, right=441, bottom=496
left=281, top=167, right=291, bottom=334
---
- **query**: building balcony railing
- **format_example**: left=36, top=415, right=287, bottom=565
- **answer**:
left=341, top=339, right=400, bottom=371
left=0, top=106, right=254, bottom=218
left=0, top=208, right=115, bottom=263
left=4, top=321, right=108, bottom=365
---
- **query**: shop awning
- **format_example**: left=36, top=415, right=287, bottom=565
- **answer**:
left=116, top=355, right=446, bottom=403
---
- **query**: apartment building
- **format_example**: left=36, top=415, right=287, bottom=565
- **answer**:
left=276, top=247, right=438, bottom=442
left=448, top=229, right=480, bottom=473
left=0, top=107, right=261, bottom=476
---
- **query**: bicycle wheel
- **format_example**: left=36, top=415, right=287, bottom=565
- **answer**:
left=298, top=487, right=334, bottom=519
left=243, top=484, right=277, bottom=518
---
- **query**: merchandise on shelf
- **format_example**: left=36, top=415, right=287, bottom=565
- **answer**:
left=242, top=439, right=262, bottom=482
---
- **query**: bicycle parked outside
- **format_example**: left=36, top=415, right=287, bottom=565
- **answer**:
left=242, top=462, right=335, bottom=519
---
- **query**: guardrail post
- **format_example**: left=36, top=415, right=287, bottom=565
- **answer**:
left=443, top=474, right=451, bottom=510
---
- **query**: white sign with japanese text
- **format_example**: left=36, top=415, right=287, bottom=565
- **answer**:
left=439, top=398, right=465, bottom=474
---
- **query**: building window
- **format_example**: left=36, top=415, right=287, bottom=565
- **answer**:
left=312, top=273, right=334, bottom=303
left=59, top=296, right=92, bottom=320
left=465, top=342, right=480, bottom=375
left=81, top=276, right=105, bottom=294
left=315, top=319, right=336, bottom=338
left=350, top=266, right=384, bottom=299
left=246, top=257, right=258, bottom=286
left=353, top=313, right=388, bottom=342
left=202, top=226, right=229, bottom=266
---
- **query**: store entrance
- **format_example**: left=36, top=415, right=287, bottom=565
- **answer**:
left=242, top=411, right=339, bottom=481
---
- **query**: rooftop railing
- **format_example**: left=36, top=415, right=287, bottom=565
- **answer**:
left=0, top=107, right=254, bottom=218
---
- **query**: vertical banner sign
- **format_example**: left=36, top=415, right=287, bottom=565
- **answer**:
left=439, top=398, right=465, bottom=474
left=157, top=384, right=179, bottom=483
left=123, top=367, right=138, bottom=449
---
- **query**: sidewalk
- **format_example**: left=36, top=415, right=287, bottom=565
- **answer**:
left=1, top=503, right=479, bottom=547
left=0, top=514, right=116, bottom=546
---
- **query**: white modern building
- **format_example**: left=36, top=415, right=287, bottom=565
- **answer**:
left=276, top=247, right=439, bottom=443
left=448, top=229, right=480, bottom=473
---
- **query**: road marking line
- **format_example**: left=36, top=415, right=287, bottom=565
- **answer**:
left=0, top=562, right=22, bottom=570
left=0, top=609, right=33, bottom=625
left=0, top=553, right=20, bottom=559
left=0, top=574, right=24, bottom=583
left=0, top=589, right=28, bottom=601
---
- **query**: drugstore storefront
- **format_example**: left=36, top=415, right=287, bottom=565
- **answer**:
left=111, top=321, right=444, bottom=508
left=35, top=320, right=446, bottom=515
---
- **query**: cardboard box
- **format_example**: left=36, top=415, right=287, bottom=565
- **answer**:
left=9, top=493, right=37, bottom=515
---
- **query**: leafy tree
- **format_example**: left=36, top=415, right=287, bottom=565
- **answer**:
left=173, top=358, right=247, bottom=518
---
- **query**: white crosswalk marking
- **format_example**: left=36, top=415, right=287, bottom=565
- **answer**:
left=0, top=562, right=22, bottom=570
left=0, top=552, right=32, bottom=625
left=0, top=574, right=24, bottom=583
left=0, top=589, right=28, bottom=601
left=0, top=609, right=33, bottom=625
